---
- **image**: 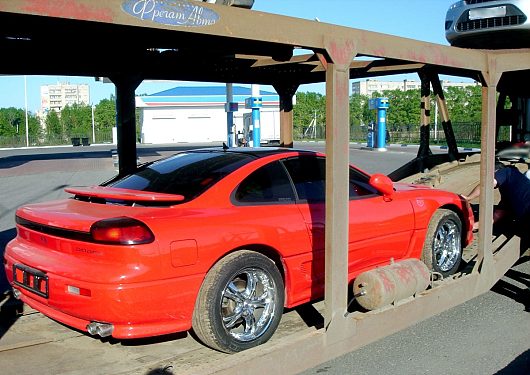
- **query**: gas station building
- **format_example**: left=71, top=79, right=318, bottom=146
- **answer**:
left=136, top=86, right=281, bottom=144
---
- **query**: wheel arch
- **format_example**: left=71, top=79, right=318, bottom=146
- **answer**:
left=206, top=244, right=291, bottom=306
left=439, top=203, right=469, bottom=242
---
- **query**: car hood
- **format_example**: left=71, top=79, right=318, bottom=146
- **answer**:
left=392, top=182, right=434, bottom=192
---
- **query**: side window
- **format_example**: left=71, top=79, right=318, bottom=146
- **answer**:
left=283, top=156, right=378, bottom=201
left=349, top=168, right=378, bottom=198
left=235, top=161, right=296, bottom=204
left=283, top=157, right=326, bottom=202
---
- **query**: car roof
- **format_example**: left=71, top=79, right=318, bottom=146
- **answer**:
left=187, top=147, right=320, bottom=158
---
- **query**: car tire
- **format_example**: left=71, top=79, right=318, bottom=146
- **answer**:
left=421, top=209, right=463, bottom=278
left=192, top=250, right=284, bottom=353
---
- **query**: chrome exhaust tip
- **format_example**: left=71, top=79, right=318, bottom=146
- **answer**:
left=12, top=288, right=21, bottom=299
left=86, top=322, right=114, bottom=337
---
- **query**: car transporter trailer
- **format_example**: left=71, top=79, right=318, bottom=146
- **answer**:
left=0, top=1, right=529, bottom=374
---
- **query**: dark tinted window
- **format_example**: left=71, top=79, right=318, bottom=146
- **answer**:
left=235, top=161, right=295, bottom=204
left=349, top=168, right=377, bottom=197
left=108, top=151, right=254, bottom=201
left=283, top=157, right=326, bottom=201
left=283, top=156, right=377, bottom=201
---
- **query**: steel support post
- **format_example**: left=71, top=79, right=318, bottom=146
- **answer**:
left=430, top=72, right=459, bottom=161
left=251, top=84, right=261, bottom=147
left=417, top=70, right=432, bottom=161
left=273, top=82, right=299, bottom=148
left=322, top=40, right=356, bottom=339
left=226, top=83, right=234, bottom=147
left=111, top=75, right=142, bottom=176
left=474, top=59, right=501, bottom=273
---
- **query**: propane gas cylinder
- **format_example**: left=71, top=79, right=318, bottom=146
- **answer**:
left=353, top=259, right=430, bottom=310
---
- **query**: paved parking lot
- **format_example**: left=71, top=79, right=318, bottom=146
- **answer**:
left=1, top=143, right=528, bottom=375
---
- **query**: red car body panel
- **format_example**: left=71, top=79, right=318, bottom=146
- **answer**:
left=4, top=150, right=474, bottom=339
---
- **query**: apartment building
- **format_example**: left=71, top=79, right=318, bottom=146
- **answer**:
left=352, top=79, right=478, bottom=97
left=40, top=82, right=90, bottom=113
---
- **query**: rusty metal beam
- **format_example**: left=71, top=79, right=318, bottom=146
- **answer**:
left=429, top=72, right=459, bottom=161
left=322, top=39, right=356, bottom=340
left=0, top=0, right=490, bottom=74
left=417, top=70, right=432, bottom=161
left=273, top=82, right=299, bottom=148
left=111, top=74, right=143, bottom=176
left=249, top=53, right=316, bottom=68
left=474, top=54, right=503, bottom=273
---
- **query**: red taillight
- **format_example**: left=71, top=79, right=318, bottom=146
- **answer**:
left=90, top=217, right=154, bottom=245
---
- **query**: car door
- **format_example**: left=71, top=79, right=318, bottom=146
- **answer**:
left=232, top=159, right=315, bottom=304
left=282, top=156, right=414, bottom=284
left=347, top=167, right=415, bottom=273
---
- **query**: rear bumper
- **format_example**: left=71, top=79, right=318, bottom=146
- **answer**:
left=4, top=249, right=204, bottom=339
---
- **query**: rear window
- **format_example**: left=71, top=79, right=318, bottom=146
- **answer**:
left=107, top=151, right=255, bottom=201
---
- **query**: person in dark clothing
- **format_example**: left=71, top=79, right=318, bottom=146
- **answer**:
left=463, top=166, right=530, bottom=231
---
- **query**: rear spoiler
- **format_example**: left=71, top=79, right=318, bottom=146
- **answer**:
left=65, top=186, right=185, bottom=202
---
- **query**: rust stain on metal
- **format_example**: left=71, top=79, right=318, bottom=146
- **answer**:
left=21, top=0, right=114, bottom=22
left=334, top=76, right=349, bottom=108
left=424, top=45, right=461, bottom=67
left=327, top=39, right=355, bottom=66
left=402, top=45, right=460, bottom=68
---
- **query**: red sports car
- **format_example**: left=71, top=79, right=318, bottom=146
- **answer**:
left=4, top=148, right=473, bottom=353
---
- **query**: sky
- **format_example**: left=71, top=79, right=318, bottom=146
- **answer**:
left=0, top=0, right=458, bottom=113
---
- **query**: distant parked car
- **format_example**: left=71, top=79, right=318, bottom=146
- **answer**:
left=4, top=148, right=473, bottom=353
left=445, top=0, right=530, bottom=48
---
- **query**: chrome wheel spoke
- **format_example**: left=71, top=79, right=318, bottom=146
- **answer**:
left=223, top=309, right=243, bottom=329
left=249, top=291, right=269, bottom=309
left=243, top=271, right=258, bottom=298
left=243, top=313, right=256, bottom=334
left=224, top=282, right=245, bottom=303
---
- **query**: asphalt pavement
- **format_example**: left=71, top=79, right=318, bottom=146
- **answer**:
left=0, top=142, right=528, bottom=375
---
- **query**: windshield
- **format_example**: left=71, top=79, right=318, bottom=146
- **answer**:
left=108, top=151, right=255, bottom=202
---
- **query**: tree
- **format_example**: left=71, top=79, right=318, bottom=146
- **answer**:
left=445, top=85, right=482, bottom=123
left=0, top=107, right=40, bottom=139
left=382, top=89, right=422, bottom=128
left=349, top=94, right=371, bottom=126
left=0, top=108, right=20, bottom=137
left=95, top=98, right=116, bottom=133
left=45, top=110, right=62, bottom=139
left=61, top=103, right=92, bottom=136
left=293, top=92, right=326, bottom=137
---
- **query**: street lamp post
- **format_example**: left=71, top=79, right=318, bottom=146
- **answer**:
left=91, top=105, right=96, bottom=144
left=24, top=75, right=29, bottom=147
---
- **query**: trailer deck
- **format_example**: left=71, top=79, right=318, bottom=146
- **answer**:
left=0, top=1, right=529, bottom=373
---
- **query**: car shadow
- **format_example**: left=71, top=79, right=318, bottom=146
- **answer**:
left=495, top=348, right=530, bottom=374
left=0, top=150, right=117, bottom=170
left=468, top=202, right=530, bottom=312
left=0, top=144, right=220, bottom=170
left=491, top=265, right=530, bottom=313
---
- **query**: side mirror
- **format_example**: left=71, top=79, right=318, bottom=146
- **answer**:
left=369, top=174, right=394, bottom=200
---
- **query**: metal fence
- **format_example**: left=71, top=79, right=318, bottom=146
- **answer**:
left=298, top=122, right=488, bottom=147
left=0, top=131, right=114, bottom=148
left=0, top=123, right=510, bottom=149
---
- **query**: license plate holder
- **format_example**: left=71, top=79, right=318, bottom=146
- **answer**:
left=13, top=264, right=49, bottom=298
left=469, top=6, right=506, bottom=20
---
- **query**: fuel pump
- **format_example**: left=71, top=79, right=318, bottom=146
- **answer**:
left=369, top=97, right=390, bottom=151
left=245, top=85, right=262, bottom=147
